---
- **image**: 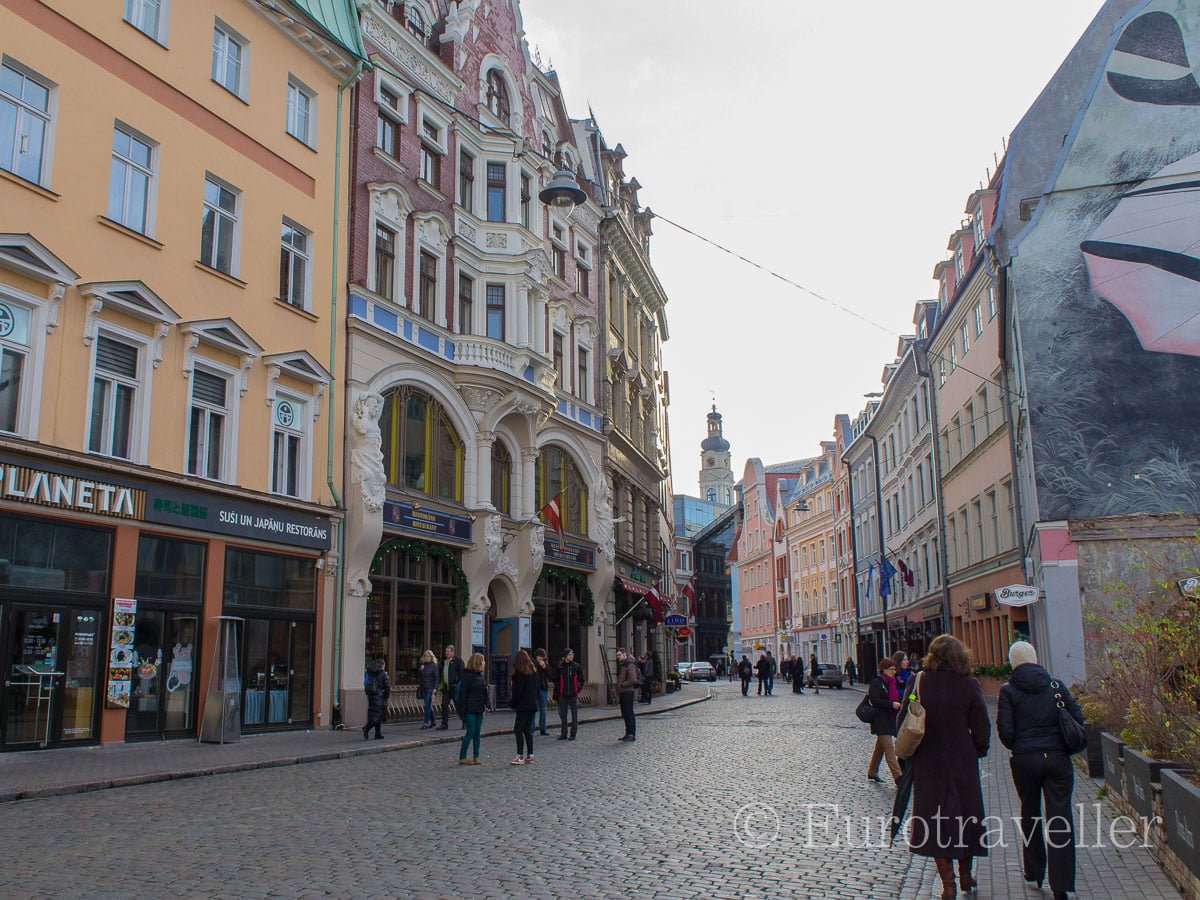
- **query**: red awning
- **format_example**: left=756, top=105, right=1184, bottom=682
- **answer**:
left=617, top=576, right=650, bottom=596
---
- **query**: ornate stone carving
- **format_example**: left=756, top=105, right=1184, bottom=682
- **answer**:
left=361, top=15, right=460, bottom=104
left=46, top=282, right=65, bottom=332
left=485, top=232, right=508, bottom=249
left=530, top=521, right=545, bottom=572
left=441, top=0, right=481, bottom=44
left=416, top=215, right=449, bottom=253
left=349, top=392, right=387, bottom=513
left=457, top=219, right=477, bottom=242
left=152, top=322, right=170, bottom=369
left=82, top=296, right=104, bottom=346
left=484, top=513, right=518, bottom=580
left=459, top=385, right=503, bottom=415
left=593, top=472, right=616, bottom=563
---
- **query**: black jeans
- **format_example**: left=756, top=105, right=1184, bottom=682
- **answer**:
left=640, top=679, right=652, bottom=703
left=757, top=675, right=766, bottom=695
left=440, top=691, right=461, bottom=726
left=557, top=695, right=578, bottom=738
left=619, top=690, right=636, bottom=736
left=514, top=710, right=535, bottom=755
left=740, top=677, right=750, bottom=696
left=1011, top=751, right=1076, bottom=893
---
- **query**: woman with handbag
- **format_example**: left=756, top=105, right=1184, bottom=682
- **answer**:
left=866, top=657, right=903, bottom=782
left=899, top=634, right=990, bottom=900
left=417, top=650, right=439, bottom=730
left=997, top=641, right=1084, bottom=900
left=509, top=649, right=540, bottom=765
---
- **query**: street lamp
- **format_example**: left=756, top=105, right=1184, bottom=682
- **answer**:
left=538, top=168, right=587, bottom=211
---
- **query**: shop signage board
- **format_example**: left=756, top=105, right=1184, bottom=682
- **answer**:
left=470, top=612, right=485, bottom=646
left=544, top=539, right=596, bottom=571
left=106, top=598, right=137, bottom=708
left=147, top=488, right=332, bottom=550
left=0, top=462, right=144, bottom=519
left=969, top=593, right=990, bottom=612
left=664, top=614, right=687, bottom=626
left=383, top=500, right=473, bottom=547
left=519, top=616, right=531, bottom=650
left=996, top=584, right=1039, bottom=607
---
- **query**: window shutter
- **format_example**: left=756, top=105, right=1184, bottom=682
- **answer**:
left=96, top=336, right=139, bottom=378
left=192, top=369, right=228, bottom=407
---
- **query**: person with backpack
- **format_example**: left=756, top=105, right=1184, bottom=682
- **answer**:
left=457, top=653, right=491, bottom=765
left=362, top=657, right=390, bottom=740
left=737, top=655, right=753, bottom=696
left=639, top=652, right=654, bottom=704
left=555, top=648, right=582, bottom=741
left=616, top=647, right=640, bottom=742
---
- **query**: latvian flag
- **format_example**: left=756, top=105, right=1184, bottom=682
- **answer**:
left=538, top=491, right=566, bottom=549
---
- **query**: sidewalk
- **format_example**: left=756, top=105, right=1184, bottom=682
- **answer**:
left=0, top=686, right=710, bottom=803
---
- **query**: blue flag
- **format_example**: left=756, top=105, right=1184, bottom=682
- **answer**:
left=879, top=556, right=897, bottom=599
left=866, top=563, right=875, bottom=598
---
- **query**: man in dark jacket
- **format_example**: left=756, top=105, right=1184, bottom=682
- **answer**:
left=754, top=653, right=771, bottom=695
left=639, top=652, right=654, bottom=704
left=997, top=641, right=1084, bottom=900
left=845, top=657, right=857, bottom=686
left=438, top=644, right=465, bottom=730
left=737, top=655, right=753, bottom=695
left=765, top=651, right=777, bottom=695
left=615, top=648, right=639, bottom=741
left=809, top=653, right=821, bottom=695
left=362, top=657, right=390, bottom=740
left=555, top=648, right=583, bottom=741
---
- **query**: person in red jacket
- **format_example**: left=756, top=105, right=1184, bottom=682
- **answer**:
left=555, top=648, right=582, bottom=741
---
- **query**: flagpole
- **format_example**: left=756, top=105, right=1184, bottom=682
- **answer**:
left=614, top=595, right=646, bottom=628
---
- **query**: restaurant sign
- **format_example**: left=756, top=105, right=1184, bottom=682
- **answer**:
left=969, top=593, right=990, bottom=612
left=0, top=462, right=144, bottom=519
left=146, top=488, right=332, bottom=550
left=995, top=584, right=1040, bottom=607
left=384, top=500, right=473, bottom=547
left=544, top=538, right=596, bottom=571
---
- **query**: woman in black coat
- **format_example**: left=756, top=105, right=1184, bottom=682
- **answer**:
left=509, top=649, right=540, bottom=765
left=997, top=641, right=1083, bottom=900
left=866, top=657, right=902, bottom=780
left=901, top=634, right=990, bottom=900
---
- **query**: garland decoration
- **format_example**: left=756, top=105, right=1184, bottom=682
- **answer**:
left=539, top=564, right=595, bottom=625
left=371, top=537, right=470, bottom=616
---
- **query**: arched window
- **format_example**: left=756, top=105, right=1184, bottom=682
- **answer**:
left=706, top=488, right=716, bottom=502
left=491, top=441, right=512, bottom=515
left=485, top=69, right=510, bottom=120
left=405, top=4, right=426, bottom=41
left=535, top=445, right=587, bottom=536
left=379, top=387, right=463, bottom=502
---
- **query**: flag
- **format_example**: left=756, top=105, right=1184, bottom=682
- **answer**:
left=538, top=491, right=565, bottom=549
left=682, top=577, right=696, bottom=603
left=897, top=559, right=915, bottom=587
left=866, top=563, right=875, bottom=599
left=645, top=583, right=665, bottom=623
left=879, top=556, right=897, bottom=599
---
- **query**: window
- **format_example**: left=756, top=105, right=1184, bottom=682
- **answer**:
left=458, top=150, right=474, bottom=212
left=286, top=77, right=315, bottom=147
left=376, top=87, right=402, bottom=156
left=279, top=220, right=310, bottom=309
left=0, top=61, right=52, bottom=185
left=271, top=396, right=305, bottom=497
left=419, top=119, right=440, bottom=186
left=552, top=332, right=564, bottom=389
left=987, top=285, right=996, bottom=320
left=960, top=323, right=970, bottom=355
left=417, top=251, right=436, bottom=320
left=978, top=386, right=990, bottom=435
left=379, top=387, right=463, bottom=500
left=535, top=445, right=588, bottom=536
left=374, top=225, right=396, bottom=301
left=577, top=347, right=589, bottom=403
left=952, top=415, right=963, bottom=461
left=124, top=0, right=163, bottom=40
left=967, top=401, right=976, bottom=450
left=973, top=500, right=985, bottom=562
left=520, top=172, right=531, bottom=229
left=405, top=3, right=426, bottom=41
left=187, top=369, right=228, bottom=480
left=485, top=284, right=505, bottom=340
left=486, top=162, right=506, bottom=222
left=987, top=489, right=999, bottom=557
left=485, top=69, right=510, bottom=120
left=938, top=358, right=946, bottom=386
left=211, top=22, right=246, bottom=98
left=950, top=343, right=957, bottom=372
left=973, top=303, right=984, bottom=338
left=108, top=126, right=153, bottom=234
left=88, top=334, right=140, bottom=459
left=953, top=247, right=964, bottom=282
left=576, top=242, right=591, bottom=297
left=200, top=176, right=239, bottom=275
left=491, top=441, right=511, bottom=515
left=0, top=300, right=32, bottom=434
left=457, top=274, right=473, bottom=335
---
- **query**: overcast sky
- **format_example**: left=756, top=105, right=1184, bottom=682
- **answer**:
left=520, top=0, right=1103, bottom=495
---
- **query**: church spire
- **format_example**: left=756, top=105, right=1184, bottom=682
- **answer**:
left=699, top=404, right=734, bottom=506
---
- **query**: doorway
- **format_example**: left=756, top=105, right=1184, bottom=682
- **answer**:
left=124, top=610, right=200, bottom=739
left=239, top=618, right=313, bottom=728
left=2, top=604, right=102, bottom=749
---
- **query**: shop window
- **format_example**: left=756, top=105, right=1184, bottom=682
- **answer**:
left=0, top=515, right=111, bottom=593
left=126, top=607, right=200, bottom=738
left=366, top=548, right=460, bottom=685
left=491, top=440, right=512, bottom=515
left=378, top=386, right=463, bottom=501
left=223, top=547, right=316, bottom=610
left=531, top=571, right=584, bottom=667
left=135, top=534, right=205, bottom=603
left=535, top=444, right=588, bottom=536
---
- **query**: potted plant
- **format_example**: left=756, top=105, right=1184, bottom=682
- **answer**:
left=1100, top=732, right=1126, bottom=798
left=665, top=671, right=681, bottom=693
left=1162, top=769, right=1200, bottom=879
left=1125, top=746, right=1189, bottom=821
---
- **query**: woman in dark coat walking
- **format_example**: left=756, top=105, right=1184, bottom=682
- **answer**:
left=866, top=657, right=902, bottom=781
left=509, top=649, right=540, bottom=765
left=362, top=657, right=390, bottom=740
left=809, top=653, right=821, bottom=695
left=901, top=634, right=990, bottom=899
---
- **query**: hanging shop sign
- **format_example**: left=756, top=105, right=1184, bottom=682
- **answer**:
left=995, top=584, right=1039, bottom=607
left=147, top=487, right=331, bottom=550
left=664, top=614, right=688, bottom=627
left=106, top=598, right=137, bottom=709
left=675, top=626, right=692, bottom=640
left=544, top=538, right=596, bottom=572
left=384, top=500, right=473, bottom=547
left=969, top=593, right=990, bottom=612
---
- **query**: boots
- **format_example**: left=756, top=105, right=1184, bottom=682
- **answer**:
left=934, top=858, right=956, bottom=900
left=958, top=858, right=977, bottom=892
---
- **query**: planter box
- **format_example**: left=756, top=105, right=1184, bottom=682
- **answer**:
left=1084, top=723, right=1104, bottom=778
left=1102, top=732, right=1125, bottom=797
left=1125, top=747, right=1189, bottom=821
left=1163, top=769, right=1200, bottom=880
left=664, top=681, right=680, bottom=694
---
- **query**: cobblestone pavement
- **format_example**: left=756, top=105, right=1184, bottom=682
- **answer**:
left=0, top=681, right=1177, bottom=899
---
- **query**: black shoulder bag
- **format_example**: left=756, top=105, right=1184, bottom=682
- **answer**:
left=1051, top=680, right=1087, bottom=755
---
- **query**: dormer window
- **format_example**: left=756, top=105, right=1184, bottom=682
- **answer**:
left=972, top=208, right=985, bottom=251
left=405, top=4, right=426, bottom=41
left=485, top=69, right=510, bottom=120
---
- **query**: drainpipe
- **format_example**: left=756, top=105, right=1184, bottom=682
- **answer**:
left=328, top=60, right=365, bottom=725
left=846, top=451, right=862, bottom=668
left=869, top=434, right=888, bottom=657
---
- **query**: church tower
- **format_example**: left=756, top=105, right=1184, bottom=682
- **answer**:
left=699, top=405, right=735, bottom=506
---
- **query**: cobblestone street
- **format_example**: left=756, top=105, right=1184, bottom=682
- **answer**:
left=0, top=682, right=1175, bottom=898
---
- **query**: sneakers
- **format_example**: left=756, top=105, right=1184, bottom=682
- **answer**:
left=470, top=758, right=481, bottom=765
left=525, top=754, right=534, bottom=764
left=510, top=755, right=526, bottom=765
left=458, top=758, right=471, bottom=766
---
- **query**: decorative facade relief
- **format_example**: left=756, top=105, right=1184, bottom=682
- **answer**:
left=484, top=513, right=519, bottom=580
left=593, top=472, right=616, bottom=563
left=349, top=392, right=387, bottom=514
left=485, top=232, right=508, bottom=249
left=458, top=384, right=503, bottom=418
left=530, top=521, right=545, bottom=572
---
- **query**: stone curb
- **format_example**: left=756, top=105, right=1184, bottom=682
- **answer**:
left=1, top=690, right=710, bottom=804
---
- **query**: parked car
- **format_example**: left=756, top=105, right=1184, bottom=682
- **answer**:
left=676, top=662, right=695, bottom=680
left=689, top=661, right=717, bottom=682
left=815, top=663, right=844, bottom=688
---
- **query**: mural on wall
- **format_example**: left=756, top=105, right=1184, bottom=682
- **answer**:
left=1014, top=1, right=1200, bottom=519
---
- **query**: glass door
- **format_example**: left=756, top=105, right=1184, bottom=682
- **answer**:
left=125, top=610, right=200, bottom=739
left=240, top=618, right=312, bottom=728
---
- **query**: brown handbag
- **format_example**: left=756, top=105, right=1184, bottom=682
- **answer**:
left=895, top=671, right=926, bottom=759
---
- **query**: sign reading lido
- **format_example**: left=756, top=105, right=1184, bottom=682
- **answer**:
left=664, top=614, right=688, bottom=627
left=995, top=584, right=1039, bottom=607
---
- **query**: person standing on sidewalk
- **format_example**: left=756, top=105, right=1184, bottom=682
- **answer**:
left=616, top=648, right=639, bottom=742
left=639, top=652, right=654, bottom=704
left=362, top=657, right=390, bottom=740
left=438, top=645, right=465, bottom=730
left=809, top=653, right=821, bottom=695
left=997, top=640, right=1083, bottom=900
left=893, top=652, right=912, bottom=693
left=865, top=657, right=901, bottom=781
left=765, top=650, right=777, bottom=695
left=555, top=648, right=582, bottom=741
left=754, top=652, right=770, bottom=695
left=780, top=655, right=791, bottom=685
left=509, top=649, right=539, bottom=764
left=457, top=653, right=490, bottom=766
left=738, top=655, right=753, bottom=695
left=534, top=649, right=552, bottom=736
left=845, top=657, right=857, bottom=686
left=417, top=650, right=439, bottom=730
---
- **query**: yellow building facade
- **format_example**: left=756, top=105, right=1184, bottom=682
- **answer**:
left=0, top=0, right=360, bottom=749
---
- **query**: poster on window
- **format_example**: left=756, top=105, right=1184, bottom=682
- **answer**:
left=106, top=597, right=137, bottom=708
left=519, top=616, right=531, bottom=651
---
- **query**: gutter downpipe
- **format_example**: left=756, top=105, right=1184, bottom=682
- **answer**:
left=328, top=59, right=365, bottom=727
left=869, top=434, right=888, bottom=658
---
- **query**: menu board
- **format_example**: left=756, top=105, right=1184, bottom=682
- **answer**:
left=106, top=598, right=137, bottom=709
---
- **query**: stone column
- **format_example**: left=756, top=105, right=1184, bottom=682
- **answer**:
left=516, top=284, right=530, bottom=349
left=476, top=430, right=495, bottom=508
left=521, top=447, right=540, bottom=520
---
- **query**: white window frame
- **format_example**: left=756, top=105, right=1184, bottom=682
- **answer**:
left=286, top=75, right=316, bottom=148
left=0, top=57, right=56, bottom=188
left=185, top=361, right=236, bottom=482
left=85, top=324, right=152, bottom=464
left=973, top=303, right=983, bottom=338
left=124, top=0, right=169, bottom=44
left=108, top=122, right=157, bottom=236
left=575, top=239, right=592, bottom=297
left=987, top=285, right=996, bottom=320
left=366, top=183, right=410, bottom=305
left=279, top=217, right=312, bottom=310
left=549, top=219, right=567, bottom=280
left=0, top=286, right=46, bottom=440
left=410, top=212, right=449, bottom=328
left=576, top=340, right=590, bottom=404
left=270, top=392, right=310, bottom=499
left=211, top=19, right=248, bottom=99
left=200, top=173, right=241, bottom=276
